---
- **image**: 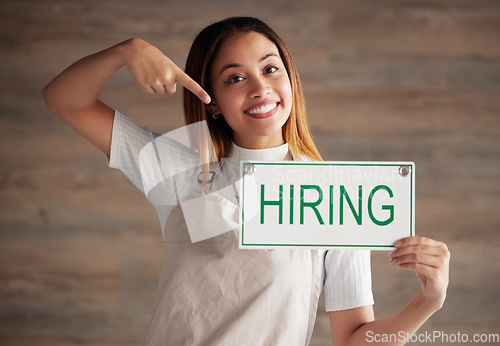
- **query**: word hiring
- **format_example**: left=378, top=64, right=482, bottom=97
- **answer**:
left=259, top=184, right=395, bottom=226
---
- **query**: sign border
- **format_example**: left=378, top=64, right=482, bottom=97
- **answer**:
left=240, top=162, right=414, bottom=249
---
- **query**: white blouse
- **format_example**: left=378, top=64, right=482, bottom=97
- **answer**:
left=108, top=111, right=374, bottom=345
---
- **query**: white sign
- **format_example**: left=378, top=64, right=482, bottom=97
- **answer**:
left=239, top=161, right=415, bottom=250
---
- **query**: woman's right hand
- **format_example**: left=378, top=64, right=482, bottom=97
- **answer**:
left=120, top=38, right=211, bottom=103
left=44, top=38, right=211, bottom=156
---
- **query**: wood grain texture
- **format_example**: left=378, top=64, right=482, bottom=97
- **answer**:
left=1, top=0, right=499, bottom=344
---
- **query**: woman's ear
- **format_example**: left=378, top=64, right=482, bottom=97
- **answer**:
left=206, top=101, right=221, bottom=116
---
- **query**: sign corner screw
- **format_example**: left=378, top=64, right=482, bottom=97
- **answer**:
left=399, top=165, right=410, bottom=177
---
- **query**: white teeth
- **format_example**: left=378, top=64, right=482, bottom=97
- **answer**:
left=246, top=103, right=278, bottom=115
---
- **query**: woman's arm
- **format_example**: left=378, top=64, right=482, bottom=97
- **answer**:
left=329, top=236, right=450, bottom=345
left=43, top=38, right=210, bottom=156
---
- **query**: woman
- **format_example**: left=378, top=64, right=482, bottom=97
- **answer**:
left=43, top=17, right=450, bottom=345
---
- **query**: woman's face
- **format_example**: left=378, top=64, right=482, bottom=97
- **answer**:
left=210, top=31, right=293, bottom=149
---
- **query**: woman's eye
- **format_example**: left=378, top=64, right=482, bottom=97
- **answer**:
left=224, top=75, right=245, bottom=84
left=264, top=66, right=279, bottom=74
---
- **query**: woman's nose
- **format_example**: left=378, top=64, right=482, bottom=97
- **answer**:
left=249, top=76, right=271, bottom=98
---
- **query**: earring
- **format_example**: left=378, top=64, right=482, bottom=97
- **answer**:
left=212, top=113, right=221, bottom=120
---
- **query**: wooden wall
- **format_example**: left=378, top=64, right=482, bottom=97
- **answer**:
left=1, top=1, right=499, bottom=344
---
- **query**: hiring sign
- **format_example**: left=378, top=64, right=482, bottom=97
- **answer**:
left=239, top=161, right=414, bottom=250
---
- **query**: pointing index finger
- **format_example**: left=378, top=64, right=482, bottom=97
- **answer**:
left=176, top=67, right=211, bottom=104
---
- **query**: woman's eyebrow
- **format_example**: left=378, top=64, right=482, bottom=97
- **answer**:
left=218, top=53, right=279, bottom=76
left=219, top=63, right=240, bottom=76
left=260, top=53, right=279, bottom=62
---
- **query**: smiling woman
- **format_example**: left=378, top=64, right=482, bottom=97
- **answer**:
left=208, top=31, right=293, bottom=149
left=183, top=17, right=322, bottom=162
left=43, top=16, right=450, bottom=346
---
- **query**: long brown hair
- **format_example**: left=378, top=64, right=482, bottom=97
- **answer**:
left=183, top=17, right=322, bottom=161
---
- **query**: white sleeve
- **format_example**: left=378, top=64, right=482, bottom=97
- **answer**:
left=107, top=110, right=156, bottom=194
left=323, top=249, right=374, bottom=311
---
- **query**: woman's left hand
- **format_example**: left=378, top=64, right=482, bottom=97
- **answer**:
left=390, top=236, right=450, bottom=311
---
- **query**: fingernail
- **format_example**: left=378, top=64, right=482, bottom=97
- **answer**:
left=389, top=251, right=395, bottom=258
left=203, top=95, right=211, bottom=104
left=390, top=258, right=396, bottom=264
left=394, top=240, right=401, bottom=247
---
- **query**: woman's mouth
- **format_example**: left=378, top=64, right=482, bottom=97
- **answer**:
left=244, top=102, right=279, bottom=118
